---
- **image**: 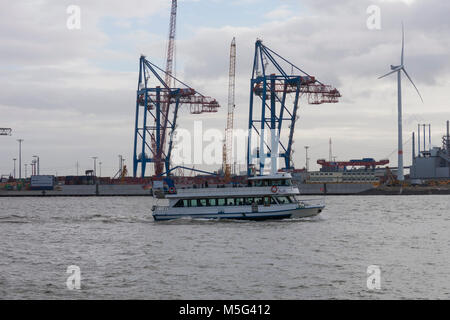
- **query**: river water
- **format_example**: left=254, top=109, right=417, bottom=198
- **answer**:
left=0, top=195, right=449, bottom=299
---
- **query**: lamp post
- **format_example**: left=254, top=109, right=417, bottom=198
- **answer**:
left=304, top=146, right=310, bottom=172
left=17, top=139, right=23, bottom=179
left=92, top=157, right=98, bottom=176
left=13, top=158, right=16, bottom=179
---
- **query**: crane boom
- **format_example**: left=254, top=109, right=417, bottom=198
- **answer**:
left=155, top=0, right=177, bottom=176
left=224, top=37, right=236, bottom=179
left=164, top=0, right=177, bottom=89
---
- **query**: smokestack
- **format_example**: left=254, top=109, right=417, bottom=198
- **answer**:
left=447, top=120, right=449, bottom=154
left=418, top=124, right=421, bottom=156
left=423, top=124, right=426, bottom=152
left=412, top=131, right=415, bottom=160
left=329, top=138, right=332, bottom=162
left=429, top=124, right=431, bottom=149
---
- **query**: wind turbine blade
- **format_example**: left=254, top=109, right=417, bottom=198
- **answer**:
left=401, top=22, right=405, bottom=65
left=402, top=67, right=424, bottom=102
left=378, top=68, right=401, bottom=79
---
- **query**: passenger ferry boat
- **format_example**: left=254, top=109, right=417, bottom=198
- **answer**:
left=151, top=172, right=324, bottom=221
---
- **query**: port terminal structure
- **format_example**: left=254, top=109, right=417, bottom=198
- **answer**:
left=132, top=56, right=220, bottom=178
left=410, top=120, right=450, bottom=180
left=317, top=158, right=390, bottom=171
left=246, top=40, right=341, bottom=176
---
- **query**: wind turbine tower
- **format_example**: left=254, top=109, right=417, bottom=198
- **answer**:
left=379, top=24, right=423, bottom=181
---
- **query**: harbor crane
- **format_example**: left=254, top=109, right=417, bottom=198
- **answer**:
left=247, top=40, right=341, bottom=175
left=223, top=37, right=236, bottom=181
left=132, top=56, right=220, bottom=178
left=133, top=0, right=221, bottom=178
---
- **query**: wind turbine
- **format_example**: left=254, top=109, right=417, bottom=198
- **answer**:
left=378, top=23, right=423, bottom=182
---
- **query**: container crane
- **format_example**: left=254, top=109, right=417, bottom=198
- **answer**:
left=223, top=37, right=236, bottom=180
left=133, top=56, right=220, bottom=178
left=247, top=40, right=341, bottom=175
left=133, top=0, right=221, bottom=178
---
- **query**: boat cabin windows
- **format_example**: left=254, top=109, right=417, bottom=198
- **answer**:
left=173, top=196, right=289, bottom=208
left=174, top=199, right=189, bottom=207
left=275, top=196, right=294, bottom=204
left=226, top=198, right=235, bottom=206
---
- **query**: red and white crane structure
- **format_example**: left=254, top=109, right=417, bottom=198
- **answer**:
left=223, top=37, right=236, bottom=180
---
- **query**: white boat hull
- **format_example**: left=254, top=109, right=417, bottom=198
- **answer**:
left=152, top=205, right=324, bottom=221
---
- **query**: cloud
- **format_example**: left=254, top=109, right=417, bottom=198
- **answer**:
left=264, top=5, right=293, bottom=20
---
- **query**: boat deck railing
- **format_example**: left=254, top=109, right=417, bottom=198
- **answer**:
left=157, top=185, right=300, bottom=197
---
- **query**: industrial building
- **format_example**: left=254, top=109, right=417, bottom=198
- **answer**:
left=410, top=121, right=450, bottom=180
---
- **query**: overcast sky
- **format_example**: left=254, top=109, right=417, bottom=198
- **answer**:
left=1, top=0, right=449, bottom=177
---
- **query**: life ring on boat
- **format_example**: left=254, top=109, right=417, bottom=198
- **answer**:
left=271, top=185, right=278, bottom=193
left=168, top=187, right=176, bottom=194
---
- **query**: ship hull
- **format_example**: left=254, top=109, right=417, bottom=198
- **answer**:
left=153, top=205, right=323, bottom=221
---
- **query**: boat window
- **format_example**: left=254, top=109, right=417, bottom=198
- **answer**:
left=190, top=199, right=198, bottom=207
left=217, top=198, right=226, bottom=206
left=199, top=199, right=207, bottom=206
left=226, top=198, right=235, bottom=206
left=285, top=179, right=292, bottom=186
left=272, top=180, right=282, bottom=186
left=264, top=197, right=271, bottom=206
left=174, top=199, right=184, bottom=207
left=245, top=197, right=254, bottom=205
left=235, top=198, right=245, bottom=206
left=253, top=180, right=263, bottom=187
left=208, top=198, right=217, bottom=206
left=276, top=196, right=291, bottom=204
left=254, top=197, right=263, bottom=205
left=271, top=196, right=277, bottom=204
